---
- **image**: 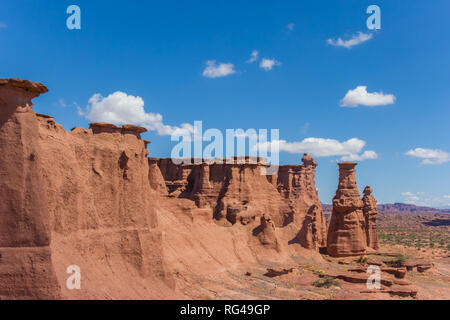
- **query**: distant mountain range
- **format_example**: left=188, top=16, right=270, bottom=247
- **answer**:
left=321, top=202, right=450, bottom=214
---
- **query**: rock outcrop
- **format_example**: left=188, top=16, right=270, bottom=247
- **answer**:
left=276, top=154, right=327, bottom=249
left=155, top=154, right=327, bottom=250
left=0, top=79, right=61, bottom=299
left=0, top=78, right=175, bottom=299
left=156, top=157, right=292, bottom=227
left=327, top=162, right=367, bottom=257
left=256, top=214, right=280, bottom=251
left=38, top=118, right=174, bottom=298
left=0, top=78, right=385, bottom=299
left=362, top=186, right=379, bottom=250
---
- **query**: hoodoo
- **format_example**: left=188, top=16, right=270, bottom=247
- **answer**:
left=362, top=186, right=379, bottom=250
left=327, top=162, right=367, bottom=257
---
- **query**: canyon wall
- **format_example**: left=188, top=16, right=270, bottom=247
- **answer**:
left=0, top=79, right=60, bottom=299
left=155, top=153, right=327, bottom=250
left=36, top=120, right=174, bottom=299
left=0, top=78, right=379, bottom=299
left=0, top=79, right=174, bottom=299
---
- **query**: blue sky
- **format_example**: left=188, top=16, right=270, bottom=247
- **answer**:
left=1, top=1, right=449, bottom=206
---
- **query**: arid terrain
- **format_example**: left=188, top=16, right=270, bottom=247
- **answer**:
left=0, top=78, right=448, bottom=300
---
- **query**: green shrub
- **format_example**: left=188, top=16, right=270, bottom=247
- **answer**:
left=386, top=253, right=407, bottom=267
left=357, top=255, right=368, bottom=265
left=313, top=277, right=339, bottom=288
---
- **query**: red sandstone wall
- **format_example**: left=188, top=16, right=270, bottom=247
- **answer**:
left=0, top=80, right=60, bottom=299
left=1, top=78, right=379, bottom=299
left=155, top=154, right=327, bottom=251
left=36, top=117, right=175, bottom=299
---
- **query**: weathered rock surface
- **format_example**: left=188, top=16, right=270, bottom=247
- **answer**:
left=0, top=79, right=60, bottom=299
left=156, top=154, right=327, bottom=251
left=255, top=214, right=281, bottom=251
left=38, top=117, right=174, bottom=299
left=327, top=162, right=367, bottom=257
left=362, top=186, right=379, bottom=250
left=0, top=78, right=390, bottom=300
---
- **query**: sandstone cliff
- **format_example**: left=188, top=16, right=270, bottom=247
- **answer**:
left=0, top=79, right=175, bottom=299
left=36, top=118, right=174, bottom=299
left=0, top=78, right=381, bottom=299
left=155, top=153, right=327, bottom=251
left=0, top=79, right=60, bottom=299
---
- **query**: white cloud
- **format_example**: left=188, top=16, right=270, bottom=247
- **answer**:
left=259, top=58, right=281, bottom=71
left=401, top=191, right=450, bottom=208
left=287, top=23, right=295, bottom=31
left=256, top=137, right=377, bottom=161
left=406, top=148, right=450, bottom=165
left=327, top=32, right=373, bottom=49
left=59, top=98, right=66, bottom=108
left=79, top=91, right=194, bottom=136
left=202, top=60, right=236, bottom=78
left=341, top=150, right=378, bottom=161
left=340, top=86, right=396, bottom=107
left=0, top=22, right=7, bottom=29
left=247, top=50, right=259, bottom=63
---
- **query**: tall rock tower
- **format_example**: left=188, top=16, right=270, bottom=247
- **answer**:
left=362, top=186, right=379, bottom=250
left=0, top=79, right=61, bottom=299
left=327, top=162, right=367, bottom=257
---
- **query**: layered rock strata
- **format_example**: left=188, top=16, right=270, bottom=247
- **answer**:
left=156, top=154, right=327, bottom=250
left=327, top=162, right=367, bottom=257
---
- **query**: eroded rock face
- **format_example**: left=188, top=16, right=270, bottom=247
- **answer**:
left=256, top=214, right=280, bottom=251
left=0, top=79, right=61, bottom=299
left=276, top=154, right=327, bottom=249
left=38, top=118, right=174, bottom=297
left=157, top=157, right=291, bottom=227
left=0, top=78, right=383, bottom=299
left=362, top=186, right=379, bottom=250
left=327, top=162, right=367, bottom=257
left=0, top=79, right=175, bottom=299
left=156, top=154, right=327, bottom=251
left=148, top=157, right=168, bottom=195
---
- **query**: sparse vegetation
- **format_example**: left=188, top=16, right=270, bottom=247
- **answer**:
left=386, top=253, right=407, bottom=267
left=357, top=255, right=368, bottom=265
left=313, top=277, right=340, bottom=288
left=378, top=213, right=449, bottom=253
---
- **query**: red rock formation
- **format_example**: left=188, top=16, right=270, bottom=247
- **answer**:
left=327, top=162, right=367, bottom=257
left=155, top=154, right=327, bottom=251
left=362, top=186, right=379, bottom=250
left=0, top=78, right=177, bottom=299
left=148, top=157, right=168, bottom=195
left=157, top=157, right=292, bottom=227
left=275, top=154, right=327, bottom=249
left=0, top=78, right=388, bottom=300
left=0, top=79, right=61, bottom=299
left=256, top=214, right=281, bottom=251
left=37, top=119, right=174, bottom=298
